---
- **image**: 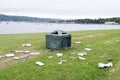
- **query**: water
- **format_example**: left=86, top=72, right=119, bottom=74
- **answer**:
left=0, top=22, right=120, bottom=34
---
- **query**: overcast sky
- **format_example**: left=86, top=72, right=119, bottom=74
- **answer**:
left=0, top=0, right=120, bottom=19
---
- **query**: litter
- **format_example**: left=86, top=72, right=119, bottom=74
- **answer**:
left=13, top=57, right=20, bottom=60
left=60, top=60, right=67, bottom=63
left=58, top=61, right=62, bottom=64
left=22, top=44, right=32, bottom=47
left=77, top=52, right=87, bottom=56
left=48, top=56, right=53, bottom=59
left=56, top=53, right=63, bottom=57
left=75, top=42, right=82, bottom=44
left=84, top=48, right=92, bottom=51
left=30, top=52, right=40, bottom=55
left=20, top=54, right=29, bottom=59
left=78, top=56, right=86, bottom=60
left=36, top=61, right=45, bottom=66
left=14, top=50, right=31, bottom=53
left=98, top=62, right=113, bottom=68
left=5, top=53, right=14, bottom=57
left=0, top=55, right=5, bottom=59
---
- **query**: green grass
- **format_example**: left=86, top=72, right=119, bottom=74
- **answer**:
left=0, top=29, right=120, bottom=80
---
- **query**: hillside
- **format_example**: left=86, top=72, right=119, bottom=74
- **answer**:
left=0, top=14, right=63, bottom=23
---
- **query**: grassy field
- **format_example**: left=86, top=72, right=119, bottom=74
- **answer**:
left=0, top=29, right=120, bottom=80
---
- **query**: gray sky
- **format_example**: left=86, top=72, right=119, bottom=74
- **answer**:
left=0, top=0, right=120, bottom=19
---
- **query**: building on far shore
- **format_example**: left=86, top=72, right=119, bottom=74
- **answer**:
left=105, top=21, right=118, bottom=25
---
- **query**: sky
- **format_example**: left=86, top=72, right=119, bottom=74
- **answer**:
left=0, top=0, right=120, bottom=19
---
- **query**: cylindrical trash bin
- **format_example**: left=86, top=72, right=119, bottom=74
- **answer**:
left=46, top=30, right=71, bottom=50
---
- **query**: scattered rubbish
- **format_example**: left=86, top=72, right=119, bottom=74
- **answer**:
left=105, top=41, right=112, bottom=44
left=14, top=50, right=31, bottom=53
left=13, top=57, right=20, bottom=60
left=30, top=52, right=40, bottom=55
left=84, top=48, right=92, bottom=51
left=36, top=61, right=45, bottom=66
left=60, top=60, right=67, bottom=63
left=0, top=55, right=5, bottom=59
left=56, top=53, right=63, bottom=57
left=77, top=52, right=87, bottom=56
left=74, top=42, right=82, bottom=44
left=78, top=56, right=86, bottom=60
left=22, top=43, right=32, bottom=47
left=20, top=54, right=29, bottom=59
left=58, top=61, right=63, bottom=64
left=58, top=60, right=67, bottom=64
left=5, top=53, right=14, bottom=57
left=48, top=56, right=53, bottom=59
left=98, top=62, right=113, bottom=68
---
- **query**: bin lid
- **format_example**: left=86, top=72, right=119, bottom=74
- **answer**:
left=51, top=30, right=67, bottom=36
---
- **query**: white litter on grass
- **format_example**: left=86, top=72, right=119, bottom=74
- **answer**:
left=14, top=50, right=31, bottom=53
left=48, top=56, right=53, bottom=59
left=56, top=53, right=63, bottom=57
left=22, top=43, right=32, bottom=47
left=77, top=52, right=87, bottom=56
left=84, top=48, right=92, bottom=51
left=0, top=55, right=5, bottom=58
left=58, top=61, right=63, bottom=64
left=60, top=60, right=67, bottom=63
left=13, top=57, right=20, bottom=60
left=78, top=56, right=86, bottom=60
left=70, top=56, right=75, bottom=59
left=98, top=62, right=113, bottom=68
left=20, top=54, right=29, bottom=59
left=36, top=61, right=45, bottom=66
left=58, top=60, right=67, bottom=64
left=30, top=52, right=40, bottom=55
left=5, top=54, right=14, bottom=57
left=75, top=42, right=82, bottom=44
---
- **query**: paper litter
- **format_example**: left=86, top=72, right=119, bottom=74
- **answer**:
left=84, top=48, right=92, bottom=51
left=98, top=62, right=113, bottom=68
left=36, top=61, right=45, bottom=66
left=22, top=44, right=32, bottom=47
left=13, top=57, right=21, bottom=60
left=77, top=52, right=87, bottom=56
left=5, top=53, right=14, bottom=57
left=56, top=53, right=63, bottom=57
left=30, top=52, right=40, bottom=55
left=74, top=42, right=82, bottom=44
left=78, top=56, right=86, bottom=60
left=48, top=56, right=53, bottom=59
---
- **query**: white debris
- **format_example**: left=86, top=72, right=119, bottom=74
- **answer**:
left=78, top=56, right=86, bottom=60
left=60, top=60, right=67, bottom=63
left=98, top=62, right=113, bottom=68
left=77, top=52, right=87, bottom=56
left=84, top=48, right=92, bottom=51
left=48, top=56, right=53, bottom=59
left=58, top=61, right=62, bottom=64
left=0, top=55, right=5, bottom=58
left=36, top=61, right=45, bottom=66
left=5, top=53, right=14, bottom=57
left=13, top=57, right=20, bottom=60
left=56, top=53, right=63, bottom=57
left=30, top=52, right=40, bottom=55
left=70, top=56, right=75, bottom=59
left=14, top=50, right=31, bottom=53
left=75, top=42, right=82, bottom=44
left=20, top=54, right=29, bottom=59
left=22, top=43, right=32, bottom=47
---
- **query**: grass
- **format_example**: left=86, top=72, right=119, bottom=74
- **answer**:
left=0, top=29, right=120, bottom=80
